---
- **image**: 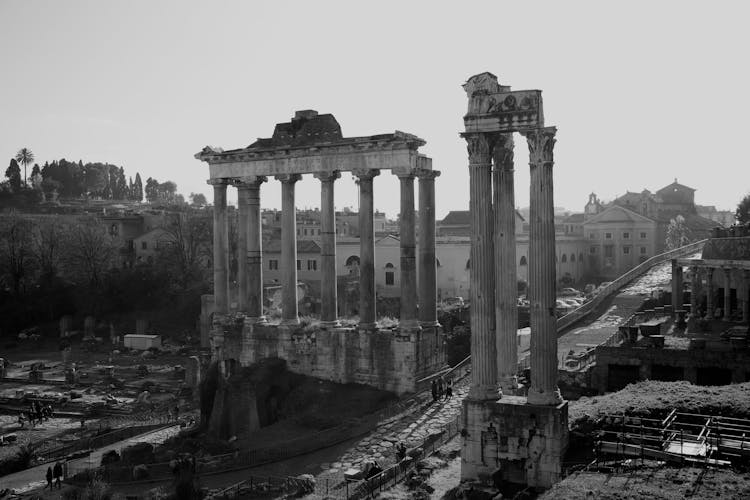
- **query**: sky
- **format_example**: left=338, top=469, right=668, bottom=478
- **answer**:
left=1, top=1, right=749, bottom=219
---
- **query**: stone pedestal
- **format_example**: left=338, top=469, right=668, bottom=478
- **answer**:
left=461, top=396, right=569, bottom=489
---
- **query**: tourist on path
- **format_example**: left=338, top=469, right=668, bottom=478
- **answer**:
left=431, top=379, right=438, bottom=402
left=45, top=466, right=53, bottom=489
left=437, top=377, right=444, bottom=399
left=445, top=379, right=453, bottom=400
left=53, top=461, right=63, bottom=489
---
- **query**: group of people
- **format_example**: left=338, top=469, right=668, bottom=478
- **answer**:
left=44, top=462, right=63, bottom=490
left=18, top=401, right=54, bottom=427
left=430, top=376, right=453, bottom=402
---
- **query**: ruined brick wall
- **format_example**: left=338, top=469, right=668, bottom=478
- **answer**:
left=210, top=316, right=444, bottom=394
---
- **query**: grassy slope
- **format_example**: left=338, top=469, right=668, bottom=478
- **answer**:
left=569, top=381, right=750, bottom=429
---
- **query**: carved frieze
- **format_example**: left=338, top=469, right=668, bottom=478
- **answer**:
left=464, top=89, right=544, bottom=134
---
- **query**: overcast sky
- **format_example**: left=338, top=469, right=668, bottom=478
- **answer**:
left=2, top=1, right=748, bottom=218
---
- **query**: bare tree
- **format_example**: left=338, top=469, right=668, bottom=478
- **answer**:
left=62, top=219, right=116, bottom=287
left=0, top=214, right=36, bottom=296
left=157, top=210, right=211, bottom=289
left=665, top=215, right=695, bottom=250
left=33, top=217, right=66, bottom=282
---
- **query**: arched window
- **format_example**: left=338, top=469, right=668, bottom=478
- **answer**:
left=345, top=255, right=360, bottom=275
left=520, top=256, right=527, bottom=266
left=385, top=263, right=395, bottom=285
left=570, top=253, right=576, bottom=262
left=561, top=254, right=567, bottom=263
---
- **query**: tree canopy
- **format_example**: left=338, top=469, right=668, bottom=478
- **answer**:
left=736, top=193, right=750, bottom=224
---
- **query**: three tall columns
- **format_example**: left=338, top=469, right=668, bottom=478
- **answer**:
left=355, top=169, right=380, bottom=329
left=463, top=127, right=560, bottom=405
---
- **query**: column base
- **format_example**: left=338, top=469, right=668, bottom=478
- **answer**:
left=319, top=320, right=341, bottom=329
left=468, top=384, right=502, bottom=401
left=526, top=387, right=563, bottom=406
left=281, top=318, right=300, bottom=327
left=498, top=376, right=519, bottom=394
left=358, top=322, right=377, bottom=332
left=399, top=319, right=422, bottom=330
left=461, top=396, right=569, bottom=490
left=419, top=320, right=441, bottom=328
left=243, top=316, right=267, bottom=326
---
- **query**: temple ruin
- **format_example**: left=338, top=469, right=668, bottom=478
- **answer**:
left=195, top=111, right=444, bottom=394
left=460, top=72, right=569, bottom=488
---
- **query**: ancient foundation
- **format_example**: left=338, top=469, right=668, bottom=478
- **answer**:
left=210, top=313, right=444, bottom=395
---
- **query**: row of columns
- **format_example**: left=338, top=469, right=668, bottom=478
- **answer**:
left=208, top=168, right=440, bottom=330
left=682, top=265, right=750, bottom=322
left=463, top=127, right=561, bottom=406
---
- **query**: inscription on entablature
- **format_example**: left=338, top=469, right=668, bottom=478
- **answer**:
left=465, top=89, right=544, bottom=133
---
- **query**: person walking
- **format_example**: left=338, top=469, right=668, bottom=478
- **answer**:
left=431, top=379, right=438, bottom=402
left=445, top=378, right=453, bottom=400
left=45, top=466, right=53, bottom=489
left=437, top=377, right=444, bottom=400
left=53, top=461, right=63, bottom=489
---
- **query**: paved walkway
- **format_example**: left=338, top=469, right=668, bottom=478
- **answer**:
left=311, top=381, right=468, bottom=496
left=2, top=424, right=180, bottom=493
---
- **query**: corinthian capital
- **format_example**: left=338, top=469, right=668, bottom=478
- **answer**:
left=492, top=133, right=514, bottom=171
left=415, top=168, right=441, bottom=180
left=352, top=168, right=380, bottom=181
left=232, top=176, right=267, bottom=189
left=464, top=133, right=497, bottom=166
left=524, top=127, right=557, bottom=164
left=274, top=174, right=302, bottom=184
left=313, top=170, right=341, bottom=183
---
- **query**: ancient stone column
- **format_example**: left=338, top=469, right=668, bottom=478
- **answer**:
left=276, top=174, right=302, bottom=325
left=493, top=133, right=518, bottom=392
left=706, top=267, right=714, bottom=317
left=464, top=132, right=498, bottom=400
left=525, top=127, right=563, bottom=406
left=395, top=170, right=419, bottom=330
left=690, top=266, right=700, bottom=315
left=355, top=169, right=380, bottom=330
left=208, top=179, right=230, bottom=313
left=315, top=171, right=341, bottom=327
left=671, top=259, right=683, bottom=315
left=743, top=270, right=750, bottom=323
left=723, top=268, right=732, bottom=321
left=417, top=168, right=440, bottom=327
left=241, top=176, right=266, bottom=321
